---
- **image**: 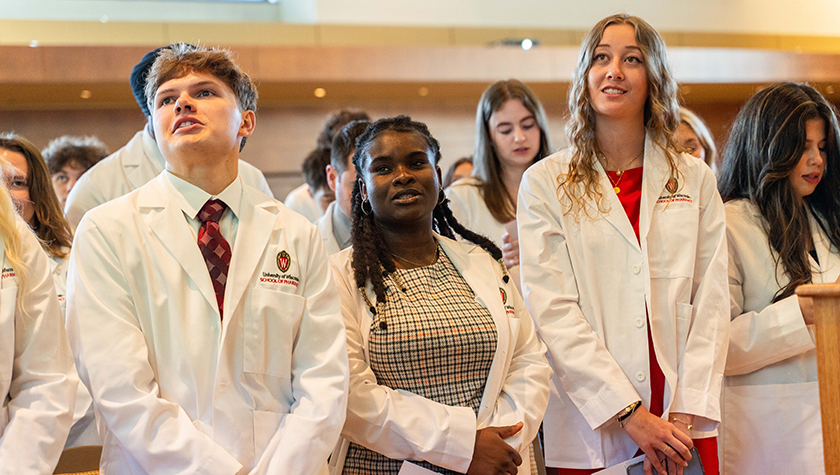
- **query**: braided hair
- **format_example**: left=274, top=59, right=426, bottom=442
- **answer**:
left=350, top=115, right=507, bottom=317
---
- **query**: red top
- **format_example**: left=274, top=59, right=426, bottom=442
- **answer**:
left=552, top=166, right=718, bottom=475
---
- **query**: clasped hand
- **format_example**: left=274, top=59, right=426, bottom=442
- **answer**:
left=623, top=407, right=693, bottom=475
left=466, top=421, right=523, bottom=475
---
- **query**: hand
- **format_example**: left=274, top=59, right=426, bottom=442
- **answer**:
left=466, top=422, right=523, bottom=475
left=623, top=406, right=692, bottom=475
left=798, top=295, right=815, bottom=325
left=501, top=232, right=520, bottom=268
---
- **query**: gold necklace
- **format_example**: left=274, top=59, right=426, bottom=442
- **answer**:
left=600, top=149, right=644, bottom=194
left=391, top=246, right=439, bottom=268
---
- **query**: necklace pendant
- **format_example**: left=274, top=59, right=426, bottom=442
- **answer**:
left=614, top=186, right=621, bottom=194
left=616, top=170, right=623, bottom=177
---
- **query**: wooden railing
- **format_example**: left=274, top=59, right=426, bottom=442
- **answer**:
left=796, top=283, right=840, bottom=475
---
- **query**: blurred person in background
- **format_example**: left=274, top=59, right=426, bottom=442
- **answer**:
left=64, top=44, right=272, bottom=229
left=446, top=79, right=552, bottom=288
left=0, top=132, right=98, bottom=448
left=42, top=135, right=109, bottom=209
left=285, top=108, right=370, bottom=222
left=677, top=107, right=718, bottom=171
left=317, top=119, right=371, bottom=255
left=442, top=156, right=473, bottom=189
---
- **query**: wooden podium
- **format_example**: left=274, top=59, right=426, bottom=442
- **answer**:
left=796, top=283, right=840, bottom=475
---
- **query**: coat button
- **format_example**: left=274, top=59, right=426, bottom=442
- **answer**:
left=635, top=318, right=645, bottom=328
left=632, top=264, right=641, bottom=274
left=636, top=371, right=646, bottom=382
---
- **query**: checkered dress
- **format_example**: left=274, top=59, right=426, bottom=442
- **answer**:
left=343, top=246, right=498, bottom=475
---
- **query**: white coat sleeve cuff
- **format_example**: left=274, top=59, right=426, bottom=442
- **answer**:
left=440, top=406, right=478, bottom=473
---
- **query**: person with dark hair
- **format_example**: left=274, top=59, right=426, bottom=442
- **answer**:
left=285, top=109, right=370, bottom=222
left=0, top=179, right=77, bottom=473
left=302, top=147, right=335, bottom=215
left=63, top=43, right=272, bottom=229
left=717, top=82, right=840, bottom=475
left=67, top=43, right=348, bottom=474
left=518, top=15, right=729, bottom=475
left=0, top=133, right=97, bottom=448
left=328, top=115, right=551, bottom=475
left=42, top=135, right=109, bottom=209
left=316, top=119, right=371, bottom=255
left=446, top=79, right=552, bottom=288
left=442, top=156, right=473, bottom=189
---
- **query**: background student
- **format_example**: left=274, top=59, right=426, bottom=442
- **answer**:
left=329, top=116, right=551, bottom=475
left=518, top=14, right=729, bottom=475
left=717, top=82, right=840, bottom=475
left=446, top=79, right=552, bottom=280
left=0, top=171, right=77, bottom=474
left=676, top=108, right=718, bottom=171
left=42, top=135, right=109, bottom=209
left=317, top=119, right=371, bottom=255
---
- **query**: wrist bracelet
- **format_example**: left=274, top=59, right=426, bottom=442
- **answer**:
left=617, top=400, right=641, bottom=428
left=670, top=417, right=693, bottom=430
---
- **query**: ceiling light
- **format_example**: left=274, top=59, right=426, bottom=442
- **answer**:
left=313, top=88, right=326, bottom=98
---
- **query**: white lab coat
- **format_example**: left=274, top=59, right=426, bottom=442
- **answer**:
left=0, top=219, right=77, bottom=474
left=446, top=177, right=521, bottom=290
left=315, top=201, right=342, bottom=256
left=720, top=199, right=836, bottom=475
left=518, top=139, right=729, bottom=469
left=284, top=183, right=323, bottom=223
left=49, top=252, right=99, bottom=448
left=64, top=127, right=274, bottom=228
left=328, top=235, right=552, bottom=475
left=67, top=174, right=349, bottom=475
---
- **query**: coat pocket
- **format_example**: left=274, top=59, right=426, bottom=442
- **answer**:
left=648, top=208, right=699, bottom=278
left=243, top=288, right=305, bottom=377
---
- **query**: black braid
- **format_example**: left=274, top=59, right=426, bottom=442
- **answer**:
left=436, top=198, right=503, bottom=261
left=349, top=115, right=509, bottom=313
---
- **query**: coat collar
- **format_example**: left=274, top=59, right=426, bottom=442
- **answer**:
left=139, top=175, right=279, bottom=320
left=590, top=134, right=675, bottom=252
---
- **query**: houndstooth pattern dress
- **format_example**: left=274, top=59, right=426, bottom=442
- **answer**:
left=343, top=246, right=498, bottom=475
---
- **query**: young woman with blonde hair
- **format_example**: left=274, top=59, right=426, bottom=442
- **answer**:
left=677, top=107, right=717, bottom=170
left=518, top=14, right=729, bottom=475
left=0, top=133, right=96, bottom=447
left=0, top=164, right=77, bottom=472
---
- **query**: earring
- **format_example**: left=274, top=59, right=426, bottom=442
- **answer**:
left=438, top=188, right=445, bottom=205
left=361, top=199, right=373, bottom=215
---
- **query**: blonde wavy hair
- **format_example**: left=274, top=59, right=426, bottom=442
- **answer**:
left=561, top=14, right=681, bottom=217
left=0, top=174, right=27, bottom=308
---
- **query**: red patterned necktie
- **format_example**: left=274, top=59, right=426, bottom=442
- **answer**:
left=198, top=199, right=232, bottom=318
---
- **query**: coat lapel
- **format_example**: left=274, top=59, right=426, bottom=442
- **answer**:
left=143, top=176, right=220, bottom=316
left=224, top=187, right=278, bottom=320
left=592, top=157, right=642, bottom=252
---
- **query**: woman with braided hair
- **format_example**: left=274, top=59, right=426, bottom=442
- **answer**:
left=328, top=115, right=551, bottom=475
